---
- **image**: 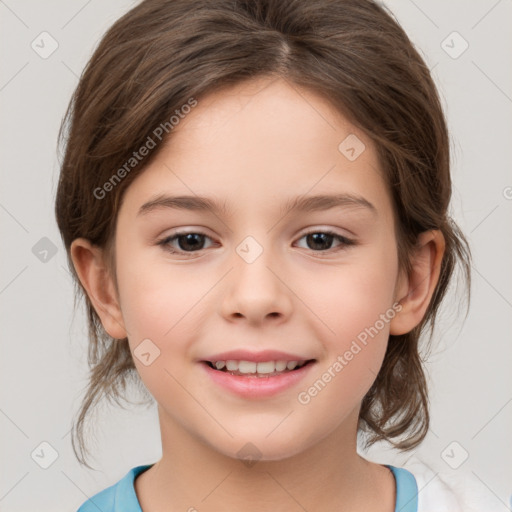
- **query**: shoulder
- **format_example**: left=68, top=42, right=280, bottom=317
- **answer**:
left=404, top=460, right=463, bottom=512
left=402, top=458, right=509, bottom=512
left=76, top=464, right=153, bottom=512
left=77, top=483, right=115, bottom=512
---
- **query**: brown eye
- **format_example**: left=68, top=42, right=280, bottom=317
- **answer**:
left=158, top=231, right=215, bottom=254
left=295, top=231, right=355, bottom=252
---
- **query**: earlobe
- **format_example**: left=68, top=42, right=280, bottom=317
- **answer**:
left=390, top=230, right=445, bottom=336
left=70, top=238, right=127, bottom=340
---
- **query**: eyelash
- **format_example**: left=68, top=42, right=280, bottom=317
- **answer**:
left=156, top=229, right=356, bottom=257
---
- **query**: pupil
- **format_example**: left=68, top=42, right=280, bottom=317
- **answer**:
left=179, top=234, right=204, bottom=251
left=307, top=233, right=333, bottom=251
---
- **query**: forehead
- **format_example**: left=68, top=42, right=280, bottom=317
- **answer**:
left=120, top=77, right=392, bottom=221
left=171, top=76, right=368, bottom=157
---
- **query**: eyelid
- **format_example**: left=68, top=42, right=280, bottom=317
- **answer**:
left=296, top=224, right=355, bottom=239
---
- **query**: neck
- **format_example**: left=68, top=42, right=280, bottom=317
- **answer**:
left=135, top=406, right=395, bottom=512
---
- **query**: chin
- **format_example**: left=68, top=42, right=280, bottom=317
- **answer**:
left=210, top=429, right=319, bottom=465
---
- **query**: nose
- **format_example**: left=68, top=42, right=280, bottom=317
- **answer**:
left=219, top=240, right=293, bottom=326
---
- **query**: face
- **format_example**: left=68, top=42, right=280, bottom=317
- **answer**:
left=112, top=77, right=403, bottom=460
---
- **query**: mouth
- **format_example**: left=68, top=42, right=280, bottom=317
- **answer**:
left=202, top=359, right=316, bottom=378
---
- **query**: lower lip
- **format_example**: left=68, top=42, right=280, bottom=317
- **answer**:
left=201, top=362, right=315, bottom=399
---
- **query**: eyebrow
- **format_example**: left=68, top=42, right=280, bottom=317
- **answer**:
left=137, top=193, right=377, bottom=218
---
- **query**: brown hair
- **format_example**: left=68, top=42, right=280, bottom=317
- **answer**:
left=55, top=0, right=471, bottom=468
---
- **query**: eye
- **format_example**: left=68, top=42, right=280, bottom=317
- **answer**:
left=157, top=229, right=355, bottom=257
left=295, top=230, right=355, bottom=253
left=157, top=231, right=216, bottom=255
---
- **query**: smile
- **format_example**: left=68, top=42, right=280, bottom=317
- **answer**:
left=204, top=359, right=313, bottom=377
left=200, top=356, right=317, bottom=398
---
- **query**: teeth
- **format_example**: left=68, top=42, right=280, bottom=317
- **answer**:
left=210, top=359, right=308, bottom=374
left=238, top=361, right=256, bottom=373
left=256, top=361, right=275, bottom=374
left=275, top=361, right=287, bottom=371
left=226, top=360, right=238, bottom=371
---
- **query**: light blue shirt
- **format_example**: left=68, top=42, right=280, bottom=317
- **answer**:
left=77, top=463, right=418, bottom=512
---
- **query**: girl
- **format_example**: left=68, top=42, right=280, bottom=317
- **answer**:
left=55, top=0, right=473, bottom=510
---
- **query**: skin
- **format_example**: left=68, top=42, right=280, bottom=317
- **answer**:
left=71, top=77, right=445, bottom=512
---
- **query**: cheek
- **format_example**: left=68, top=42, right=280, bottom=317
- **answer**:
left=115, top=239, right=204, bottom=340
left=115, top=256, right=204, bottom=402
left=298, top=252, right=398, bottom=345
left=294, top=276, right=396, bottom=435
left=295, top=249, right=398, bottom=396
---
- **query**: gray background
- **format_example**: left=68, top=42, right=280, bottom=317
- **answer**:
left=1, top=0, right=511, bottom=510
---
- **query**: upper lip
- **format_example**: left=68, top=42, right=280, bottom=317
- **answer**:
left=201, top=349, right=314, bottom=363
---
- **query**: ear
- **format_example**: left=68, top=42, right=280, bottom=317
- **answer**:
left=70, top=238, right=127, bottom=339
left=390, top=230, right=445, bottom=336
